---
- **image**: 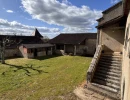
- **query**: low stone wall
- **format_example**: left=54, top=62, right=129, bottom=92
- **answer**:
left=55, top=50, right=65, bottom=55
left=37, top=51, right=46, bottom=56
left=5, top=48, right=21, bottom=58
left=28, top=53, right=34, bottom=58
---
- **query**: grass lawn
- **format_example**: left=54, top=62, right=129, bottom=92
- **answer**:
left=0, top=55, right=92, bottom=100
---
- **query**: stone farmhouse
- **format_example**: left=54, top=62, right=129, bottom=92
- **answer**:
left=0, top=29, right=53, bottom=59
left=49, top=33, right=97, bottom=56
left=87, top=0, right=130, bottom=100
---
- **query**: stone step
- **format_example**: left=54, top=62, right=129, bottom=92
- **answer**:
left=102, top=52, right=121, bottom=54
left=97, top=67, right=121, bottom=74
left=100, top=58, right=122, bottom=62
left=101, top=56, right=122, bottom=59
left=95, top=72, right=121, bottom=81
left=87, top=83, right=120, bottom=100
left=101, top=55, right=122, bottom=57
left=99, top=64, right=121, bottom=70
left=93, top=78, right=120, bottom=90
left=99, top=62, right=121, bottom=67
left=96, top=69, right=121, bottom=77
left=93, top=75, right=120, bottom=86
left=102, top=53, right=122, bottom=56
left=99, top=59, right=122, bottom=64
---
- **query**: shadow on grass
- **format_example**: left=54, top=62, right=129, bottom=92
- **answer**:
left=34, top=55, right=61, bottom=61
left=2, top=64, right=48, bottom=76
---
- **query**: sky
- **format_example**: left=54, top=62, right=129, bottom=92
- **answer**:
left=0, top=0, right=121, bottom=38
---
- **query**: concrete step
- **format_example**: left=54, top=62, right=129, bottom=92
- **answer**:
left=97, top=67, right=121, bottom=74
left=95, top=72, right=121, bottom=81
left=96, top=69, right=121, bottom=77
left=87, top=83, right=120, bottom=100
left=93, top=75, right=120, bottom=86
left=93, top=78, right=120, bottom=90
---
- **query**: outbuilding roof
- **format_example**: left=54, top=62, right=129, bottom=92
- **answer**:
left=22, top=43, right=54, bottom=49
left=49, top=33, right=97, bottom=45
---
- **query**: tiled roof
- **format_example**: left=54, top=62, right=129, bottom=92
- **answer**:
left=0, top=35, right=44, bottom=44
left=22, top=43, right=53, bottom=49
left=49, top=33, right=97, bottom=44
left=32, top=28, right=43, bottom=37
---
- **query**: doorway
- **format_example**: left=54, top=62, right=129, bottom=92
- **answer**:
left=34, top=49, right=37, bottom=57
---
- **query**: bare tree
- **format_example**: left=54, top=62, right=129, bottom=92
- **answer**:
left=44, top=36, right=50, bottom=43
left=0, top=35, right=22, bottom=64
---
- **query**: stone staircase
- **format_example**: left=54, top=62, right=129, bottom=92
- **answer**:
left=88, top=52, right=122, bottom=100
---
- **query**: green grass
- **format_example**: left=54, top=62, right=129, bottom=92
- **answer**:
left=0, top=55, right=92, bottom=100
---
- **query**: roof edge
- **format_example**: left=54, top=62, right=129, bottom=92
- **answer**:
left=103, top=1, right=122, bottom=14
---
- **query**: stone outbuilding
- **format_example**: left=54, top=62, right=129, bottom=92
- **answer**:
left=0, top=28, right=53, bottom=58
left=19, top=44, right=53, bottom=58
left=49, top=33, right=97, bottom=56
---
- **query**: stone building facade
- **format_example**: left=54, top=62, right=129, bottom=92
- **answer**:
left=0, top=29, right=53, bottom=59
left=49, top=33, right=97, bottom=56
left=87, top=0, right=130, bottom=100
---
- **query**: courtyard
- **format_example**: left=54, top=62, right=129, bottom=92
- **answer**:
left=0, top=55, right=92, bottom=100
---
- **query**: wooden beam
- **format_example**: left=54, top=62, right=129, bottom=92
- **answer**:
left=74, top=45, right=77, bottom=56
left=64, top=45, right=66, bottom=53
left=51, top=47, right=53, bottom=55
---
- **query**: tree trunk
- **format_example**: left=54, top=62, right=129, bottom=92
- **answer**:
left=1, top=43, right=5, bottom=64
left=1, top=51, right=5, bottom=64
left=1, top=46, right=5, bottom=64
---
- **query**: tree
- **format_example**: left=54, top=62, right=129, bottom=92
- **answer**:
left=0, top=35, right=22, bottom=64
left=43, top=36, right=50, bottom=43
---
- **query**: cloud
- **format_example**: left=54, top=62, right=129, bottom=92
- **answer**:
left=21, top=0, right=102, bottom=33
left=0, top=18, right=60, bottom=38
left=111, top=0, right=121, bottom=4
left=6, top=10, right=14, bottom=13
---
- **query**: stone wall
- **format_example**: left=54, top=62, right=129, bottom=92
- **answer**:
left=27, top=53, right=34, bottom=58
left=99, top=23, right=125, bottom=52
left=85, top=39, right=96, bottom=55
left=5, top=48, right=21, bottom=58
left=19, top=46, right=28, bottom=58
left=54, top=39, right=96, bottom=56
left=55, top=50, right=65, bottom=55
left=65, top=45, right=74, bottom=53
left=98, top=2, right=123, bottom=25
left=37, top=51, right=46, bottom=56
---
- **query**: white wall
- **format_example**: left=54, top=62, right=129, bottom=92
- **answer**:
left=121, top=12, right=130, bottom=100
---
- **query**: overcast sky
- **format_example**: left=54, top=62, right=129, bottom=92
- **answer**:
left=0, top=0, right=121, bottom=38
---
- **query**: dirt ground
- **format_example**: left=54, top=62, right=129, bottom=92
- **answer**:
left=73, top=81, right=113, bottom=100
